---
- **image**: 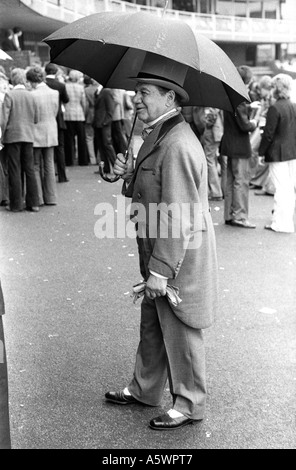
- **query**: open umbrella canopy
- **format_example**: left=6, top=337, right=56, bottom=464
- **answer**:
left=43, top=10, right=249, bottom=111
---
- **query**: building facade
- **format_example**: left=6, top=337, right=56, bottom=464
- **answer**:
left=1, top=0, right=296, bottom=71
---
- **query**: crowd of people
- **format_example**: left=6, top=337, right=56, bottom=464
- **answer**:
left=0, top=63, right=135, bottom=212
left=182, top=65, right=296, bottom=233
left=0, top=61, right=296, bottom=232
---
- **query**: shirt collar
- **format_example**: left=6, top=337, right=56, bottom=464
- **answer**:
left=141, top=108, right=181, bottom=141
left=145, top=108, right=178, bottom=128
left=14, top=84, right=26, bottom=89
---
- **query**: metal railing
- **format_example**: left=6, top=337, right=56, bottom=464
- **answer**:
left=20, top=0, right=296, bottom=43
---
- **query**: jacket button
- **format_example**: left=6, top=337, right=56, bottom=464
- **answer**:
left=137, top=193, right=142, bottom=199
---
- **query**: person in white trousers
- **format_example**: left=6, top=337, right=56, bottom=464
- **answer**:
left=258, top=74, right=296, bottom=233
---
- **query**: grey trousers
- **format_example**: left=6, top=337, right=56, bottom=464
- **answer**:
left=224, top=157, right=251, bottom=221
left=202, top=132, right=223, bottom=199
left=34, top=147, right=57, bottom=205
left=128, top=296, right=206, bottom=420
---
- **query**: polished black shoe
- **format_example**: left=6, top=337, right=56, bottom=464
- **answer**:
left=149, top=413, right=197, bottom=431
left=255, top=190, right=273, bottom=196
left=105, top=390, right=142, bottom=405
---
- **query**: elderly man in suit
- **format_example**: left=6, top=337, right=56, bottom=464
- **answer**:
left=26, top=66, right=59, bottom=206
left=105, top=54, right=218, bottom=431
left=0, top=280, right=11, bottom=449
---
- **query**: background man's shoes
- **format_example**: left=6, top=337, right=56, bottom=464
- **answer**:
left=149, top=413, right=196, bottom=431
left=26, top=206, right=39, bottom=212
left=255, top=190, right=273, bottom=196
left=105, top=390, right=141, bottom=405
left=231, top=219, right=256, bottom=229
left=208, top=196, right=223, bottom=201
left=264, top=225, right=275, bottom=231
left=5, top=206, right=23, bottom=212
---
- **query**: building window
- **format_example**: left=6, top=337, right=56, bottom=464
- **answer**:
left=172, top=0, right=195, bottom=11
left=263, top=0, right=278, bottom=19
left=234, top=0, right=247, bottom=17
left=200, top=0, right=208, bottom=13
left=249, top=1, right=262, bottom=18
left=217, top=0, right=234, bottom=16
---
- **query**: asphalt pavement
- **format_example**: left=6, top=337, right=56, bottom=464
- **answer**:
left=0, top=159, right=295, bottom=450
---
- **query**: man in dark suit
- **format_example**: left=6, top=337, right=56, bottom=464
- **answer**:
left=0, top=280, right=11, bottom=449
left=93, top=87, right=117, bottom=176
left=45, top=63, right=69, bottom=183
left=220, top=65, right=259, bottom=228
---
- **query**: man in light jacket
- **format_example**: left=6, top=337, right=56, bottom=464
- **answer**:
left=26, top=66, right=59, bottom=206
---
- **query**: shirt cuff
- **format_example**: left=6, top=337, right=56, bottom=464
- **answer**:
left=149, top=270, right=169, bottom=280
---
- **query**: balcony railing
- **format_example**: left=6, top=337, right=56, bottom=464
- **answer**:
left=21, top=0, right=296, bottom=43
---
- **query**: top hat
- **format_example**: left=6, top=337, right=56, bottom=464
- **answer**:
left=130, top=53, right=189, bottom=103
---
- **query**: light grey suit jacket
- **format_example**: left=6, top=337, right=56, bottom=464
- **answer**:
left=30, top=83, right=59, bottom=148
left=1, top=87, right=38, bottom=144
left=125, top=113, right=218, bottom=329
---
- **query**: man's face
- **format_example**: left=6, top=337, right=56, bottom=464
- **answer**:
left=133, top=83, right=170, bottom=124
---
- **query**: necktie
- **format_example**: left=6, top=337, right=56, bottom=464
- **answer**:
left=141, top=126, right=155, bottom=140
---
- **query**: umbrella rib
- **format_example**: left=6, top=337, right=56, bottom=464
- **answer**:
left=103, top=45, right=131, bottom=85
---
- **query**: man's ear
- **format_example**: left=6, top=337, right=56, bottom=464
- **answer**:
left=166, top=90, right=175, bottom=106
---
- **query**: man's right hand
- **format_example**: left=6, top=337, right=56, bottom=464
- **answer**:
left=114, top=152, right=134, bottom=181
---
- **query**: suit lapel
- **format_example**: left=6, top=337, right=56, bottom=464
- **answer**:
left=125, top=113, right=184, bottom=197
left=136, top=113, right=184, bottom=169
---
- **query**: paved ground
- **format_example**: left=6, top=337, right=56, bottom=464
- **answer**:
left=0, top=162, right=295, bottom=450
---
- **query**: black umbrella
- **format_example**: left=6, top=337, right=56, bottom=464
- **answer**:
left=44, top=10, right=249, bottom=181
left=44, top=10, right=249, bottom=110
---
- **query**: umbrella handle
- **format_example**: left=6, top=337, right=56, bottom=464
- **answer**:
left=98, top=161, right=121, bottom=183
left=99, top=114, right=137, bottom=183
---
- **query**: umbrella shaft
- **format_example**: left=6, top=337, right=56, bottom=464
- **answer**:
left=124, top=113, right=137, bottom=163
